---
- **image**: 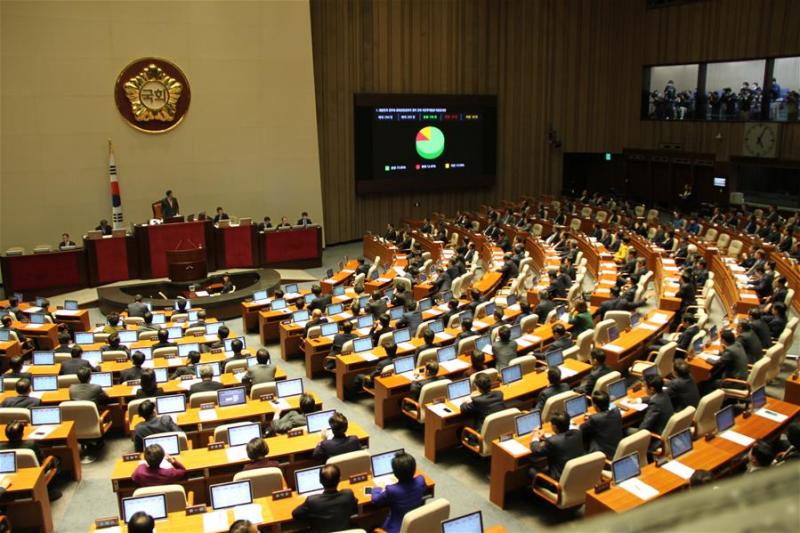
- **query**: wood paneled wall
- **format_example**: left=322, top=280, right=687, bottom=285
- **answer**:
left=310, top=0, right=800, bottom=245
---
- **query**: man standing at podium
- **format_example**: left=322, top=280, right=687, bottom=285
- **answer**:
left=160, top=190, right=180, bottom=219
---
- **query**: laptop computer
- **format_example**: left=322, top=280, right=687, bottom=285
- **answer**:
left=166, top=326, right=182, bottom=340
left=514, top=411, right=541, bottom=437
left=64, top=300, right=79, bottom=311
left=436, top=345, right=457, bottom=363
left=118, top=330, right=138, bottom=344
left=442, top=511, right=484, bottom=533
left=306, top=410, right=335, bottom=434
left=715, top=405, right=735, bottom=433
left=608, top=326, right=620, bottom=342
left=31, top=406, right=61, bottom=426
left=0, top=451, right=16, bottom=474
left=320, top=322, right=339, bottom=337
left=353, top=337, right=373, bottom=353
left=32, top=351, right=55, bottom=366
left=252, top=290, right=268, bottom=302
left=178, top=343, right=200, bottom=357
left=224, top=337, right=246, bottom=351
left=151, top=313, right=167, bottom=325
left=75, top=332, right=94, bottom=345
left=612, top=452, right=641, bottom=485
left=195, top=362, right=221, bottom=377
left=122, top=494, right=167, bottom=523
left=209, top=480, right=253, bottom=510
left=294, top=466, right=324, bottom=496
left=607, top=378, right=628, bottom=402
left=154, top=367, right=168, bottom=383
left=751, top=385, right=767, bottom=410
left=30, top=314, right=46, bottom=325
left=565, top=395, right=588, bottom=418
left=217, top=387, right=247, bottom=408
left=447, top=379, right=472, bottom=406
left=83, top=350, right=102, bottom=367
left=227, top=423, right=262, bottom=447
left=357, top=315, right=374, bottom=329
left=545, top=350, right=564, bottom=367
left=89, top=372, right=113, bottom=388
left=333, top=285, right=346, bottom=297
left=32, top=375, right=58, bottom=392
left=276, top=378, right=304, bottom=398
left=393, top=329, right=411, bottom=345
left=156, top=394, right=187, bottom=416
left=284, top=283, right=299, bottom=294
left=389, top=306, right=404, bottom=320
left=393, top=356, right=415, bottom=376
left=501, top=364, right=523, bottom=385
left=370, top=448, right=404, bottom=485
left=271, top=299, right=287, bottom=311
left=668, top=428, right=693, bottom=460
left=143, top=434, right=181, bottom=456
left=326, top=303, right=343, bottom=316
left=293, top=310, right=310, bottom=323
left=206, top=322, right=222, bottom=335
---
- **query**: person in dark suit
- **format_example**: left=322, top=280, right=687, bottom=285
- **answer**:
left=409, top=361, right=441, bottom=400
left=737, top=321, right=763, bottom=364
left=330, top=321, right=356, bottom=356
left=354, top=258, right=370, bottom=276
left=242, top=349, right=277, bottom=392
left=60, top=346, right=94, bottom=375
left=304, top=309, right=328, bottom=338
left=577, top=350, right=613, bottom=394
left=580, top=390, right=624, bottom=459
left=160, top=190, right=180, bottom=219
left=291, top=464, right=358, bottom=533
left=668, top=314, right=700, bottom=355
left=311, top=412, right=361, bottom=461
left=460, top=373, right=505, bottom=430
left=229, top=339, right=246, bottom=360
left=430, top=267, right=452, bottom=295
left=748, top=308, right=772, bottom=350
left=121, top=351, right=147, bottom=382
left=58, top=232, right=76, bottom=250
left=529, top=412, right=584, bottom=480
left=132, top=400, right=181, bottom=452
left=765, top=302, right=788, bottom=339
left=69, top=367, right=109, bottom=407
left=367, top=292, right=388, bottom=318
left=0, top=379, right=40, bottom=408
left=636, top=375, right=674, bottom=439
left=189, top=365, right=224, bottom=394
left=369, top=452, right=426, bottom=533
left=54, top=332, right=73, bottom=354
left=127, top=294, right=148, bottom=318
left=369, top=313, right=394, bottom=346
left=135, top=369, right=165, bottom=399
left=220, top=274, right=235, bottom=294
left=212, top=207, right=229, bottom=223
left=709, top=329, right=749, bottom=391
left=3, top=357, right=31, bottom=382
left=535, top=368, right=571, bottom=411
left=95, top=219, right=113, bottom=235
left=308, top=285, right=332, bottom=313
left=666, top=360, right=700, bottom=411
left=269, top=393, right=317, bottom=435
left=598, top=287, right=622, bottom=319
left=398, top=302, right=422, bottom=338
left=152, top=328, right=177, bottom=350
left=101, top=333, right=130, bottom=357
left=492, top=326, right=518, bottom=370
left=413, top=328, right=436, bottom=358
left=533, top=291, right=556, bottom=323
left=171, top=350, right=201, bottom=380
left=499, top=253, right=518, bottom=284
left=258, top=216, right=273, bottom=232
left=138, top=312, right=159, bottom=332
left=297, top=212, right=313, bottom=225
left=383, top=223, right=398, bottom=243
left=542, top=324, right=574, bottom=356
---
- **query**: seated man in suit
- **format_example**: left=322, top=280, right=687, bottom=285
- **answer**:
left=413, top=327, right=437, bottom=358
left=95, top=219, right=113, bottom=235
left=171, top=350, right=201, bottom=379
left=134, top=369, right=165, bottom=399
left=536, top=324, right=574, bottom=360
left=138, top=312, right=159, bottom=332
left=101, top=333, right=130, bottom=357
left=308, top=285, right=332, bottom=313
left=737, top=321, right=763, bottom=364
left=291, top=464, right=357, bottom=533
left=69, top=367, right=110, bottom=408
left=54, top=332, right=73, bottom=354
left=159, top=190, right=180, bottom=219
left=0, top=378, right=40, bottom=408
left=397, top=301, right=422, bottom=337
left=212, top=206, right=229, bottom=223
left=258, top=216, right=273, bottom=231
left=666, top=360, right=700, bottom=411
left=330, top=321, right=356, bottom=357
left=367, top=292, right=388, bottom=318
left=580, top=390, right=623, bottom=459
left=58, top=232, right=76, bottom=250
left=269, top=393, right=317, bottom=435
left=204, top=326, right=230, bottom=351
left=242, top=349, right=277, bottom=391
left=60, top=346, right=95, bottom=375
left=708, top=329, right=749, bottom=392
left=653, top=313, right=698, bottom=355
left=748, top=308, right=772, bottom=350
left=220, top=274, right=235, bottom=294
left=127, top=294, right=148, bottom=318
left=189, top=309, right=207, bottom=329
left=577, top=349, right=612, bottom=394
left=132, top=400, right=181, bottom=452
left=409, top=361, right=441, bottom=401
left=297, top=211, right=313, bottom=225
left=4, top=356, right=31, bottom=381
left=492, top=325, right=518, bottom=371
left=460, top=373, right=505, bottom=436
left=632, top=375, right=674, bottom=446
left=535, top=367, right=570, bottom=411
left=311, top=412, right=361, bottom=461
left=152, top=328, right=177, bottom=350
left=189, top=365, right=224, bottom=394
left=102, top=313, right=125, bottom=335
left=121, top=351, right=147, bottom=382
left=304, top=309, right=328, bottom=338
left=229, top=339, right=246, bottom=360
left=369, top=313, right=394, bottom=346
left=529, top=411, right=584, bottom=480
left=455, top=318, right=476, bottom=342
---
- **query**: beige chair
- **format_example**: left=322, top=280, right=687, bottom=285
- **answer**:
left=145, top=431, right=190, bottom=451
left=101, top=350, right=129, bottom=362
left=233, top=467, right=285, bottom=498
left=703, top=227, right=718, bottom=243
left=763, top=342, right=786, bottom=383
left=574, top=330, right=594, bottom=362
left=631, top=342, right=676, bottom=378
left=212, top=422, right=257, bottom=445
left=0, top=408, right=31, bottom=425
left=133, top=485, right=193, bottom=513
left=125, top=398, right=148, bottom=428
left=250, top=382, right=277, bottom=399
left=12, top=448, right=57, bottom=484
left=93, top=332, right=110, bottom=344
left=456, top=336, right=478, bottom=355
left=394, top=277, right=412, bottom=294
left=593, top=371, right=622, bottom=394
left=533, top=451, right=605, bottom=509
left=225, top=359, right=248, bottom=373
left=468, top=368, right=499, bottom=386
left=692, top=390, right=725, bottom=437
left=570, top=218, right=582, bottom=232
left=189, top=391, right=218, bottom=408
left=652, top=406, right=696, bottom=454
left=57, top=375, right=80, bottom=388
left=461, top=408, right=520, bottom=457
left=305, top=326, right=322, bottom=340
left=541, top=391, right=581, bottom=422
left=507, top=355, right=538, bottom=376
left=326, top=450, right=370, bottom=477
left=377, top=331, right=395, bottom=348
left=581, top=206, right=593, bottom=218
left=185, top=326, right=206, bottom=337
left=153, top=347, right=178, bottom=359
left=4, top=247, right=24, bottom=256
left=401, top=379, right=451, bottom=424
left=124, top=316, right=145, bottom=326
left=60, top=400, right=112, bottom=461
left=519, top=314, right=539, bottom=334
left=595, top=211, right=608, bottom=224
left=727, top=239, right=743, bottom=259
left=393, top=498, right=450, bottom=533
left=634, top=205, right=645, bottom=218
left=613, top=429, right=650, bottom=466
left=605, top=311, right=631, bottom=332
left=716, top=232, right=730, bottom=250
left=593, top=319, right=616, bottom=346
left=340, top=340, right=354, bottom=355
left=138, top=330, right=159, bottom=341
left=721, top=357, right=769, bottom=401
left=415, top=348, right=438, bottom=368
left=474, top=301, right=492, bottom=319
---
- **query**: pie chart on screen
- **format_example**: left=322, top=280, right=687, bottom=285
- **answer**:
left=416, top=126, right=445, bottom=160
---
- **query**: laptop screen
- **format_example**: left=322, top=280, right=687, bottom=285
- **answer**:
left=166, top=326, right=182, bottom=340
left=418, top=298, right=432, bottom=312
left=89, top=372, right=113, bottom=388
left=428, top=320, right=445, bottom=334
left=642, top=364, right=659, bottom=379
left=205, top=322, right=222, bottom=335
left=545, top=350, right=564, bottom=367
left=277, top=378, right=304, bottom=398
left=393, top=356, right=415, bottom=375
left=293, top=310, right=310, bottom=323
left=31, top=406, right=61, bottom=426
left=320, top=322, right=339, bottom=337
left=83, top=350, right=102, bottom=366
left=565, top=395, right=588, bottom=418
left=436, top=345, right=457, bottom=363
left=692, top=338, right=704, bottom=354
left=475, top=335, right=491, bottom=352
left=509, top=325, right=522, bottom=340
left=306, top=410, right=335, bottom=433
left=506, top=294, right=516, bottom=307
left=389, top=306, right=404, bottom=320
left=447, top=379, right=471, bottom=401
left=358, top=315, right=374, bottom=329
left=210, top=480, right=253, bottom=510
left=154, top=367, right=168, bottom=383
left=217, top=387, right=247, bottom=408
left=75, top=332, right=94, bottom=344
left=252, top=290, right=268, bottom=302
left=371, top=449, right=404, bottom=478
left=612, top=452, right=641, bottom=485
left=515, top=411, right=541, bottom=437
left=138, top=347, right=153, bottom=360
left=284, top=284, right=299, bottom=294
left=118, top=330, right=138, bottom=344
left=393, top=329, right=411, bottom=344
left=326, top=303, right=343, bottom=316
left=187, top=311, right=198, bottom=322
left=295, top=466, right=324, bottom=495
left=751, top=386, right=766, bottom=410
left=501, top=364, right=522, bottom=385
left=333, top=285, right=346, bottom=297
left=156, top=394, right=186, bottom=415
left=442, top=511, right=483, bottom=533
left=304, top=294, right=315, bottom=304
left=151, top=313, right=167, bottom=325
left=30, top=314, right=46, bottom=324
left=32, top=375, right=57, bottom=391
left=607, top=379, right=627, bottom=402
left=195, top=362, right=221, bottom=377
left=32, top=351, right=55, bottom=365
left=0, top=331, right=9, bottom=342
left=178, top=343, right=200, bottom=357
left=440, top=291, right=453, bottom=303
left=630, top=312, right=641, bottom=327
left=0, top=452, right=15, bottom=474
left=227, top=423, right=261, bottom=447
left=64, top=300, right=79, bottom=311
left=353, top=337, right=373, bottom=353
left=143, top=434, right=180, bottom=456
left=122, top=494, right=167, bottom=523
left=35, top=297, right=46, bottom=307
left=715, top=405, right=735, bottom=433
left=608, top=326, right=620, bottom=342
left=224, top=337, right=246, bottom=351
left=668, top=429, right=693, bottom=460
left=271, top=299, right=287, bottom=311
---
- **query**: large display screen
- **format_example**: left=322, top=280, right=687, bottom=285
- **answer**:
left=354, top=94, right=497, bottom=194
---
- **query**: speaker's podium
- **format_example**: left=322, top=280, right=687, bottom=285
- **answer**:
left=166, top=247, right=207, bottom=282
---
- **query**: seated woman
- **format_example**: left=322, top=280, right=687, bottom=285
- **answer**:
left=242, top=437, right=280, bottom=471
left=370, top=452, right=426, bottom=533
left=134, top=368, right=165, bottom=399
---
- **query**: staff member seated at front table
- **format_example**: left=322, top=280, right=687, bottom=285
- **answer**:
left=311, top=412, right=361, bottom=461
left=95, top=219, right=113, bottom=236
left=58, top=233, right=76, bottom=250
left=297, top=212, right=313, bottom=225
left=132, top=444, right=187, bottom=487
left=291, top=464, right=357, bottom=533
left=370, top=452, right=426, bottom=533
left=212, top=206, right=229, bottom=223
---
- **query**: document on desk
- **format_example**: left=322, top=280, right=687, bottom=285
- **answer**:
left=341, top=269, right=355, bottom=275
left=720, top=430, right=755, bottom=447
left=198, top=409, right=218, bottom=422
left=376, top=277, right=392, bottom=283
left=204, top=509, right=229, bottom=533
left=271, top=398, right=291, bottom=411
left=440, top=359, right=469, bottom=373
left=618, top=399, right=648, bottom=412
left=234, top=503, right=264, bottom=524
left=397, top=371, right=416, bottom=382
left=618, top=478, right=659, bottom=500
left=30, top=391, right=45, bottom=399
left=28, top=425, right=59, bottom=440
left=662, top=460, right=695, bottom=480
left=699, top=353, right=720, bottom=364
left=515, top=338, right=532, bottom=349
left=603, top=343, right=625, bottom=353
left=755, top=408, right=788, bottom=423
left=195, top=291, right=210, bottom=297
left=26, top=324, right=45, bottom=329
left=498, top=439, right=530, bottom=457
left=398, top=342, right=416, bottom=352
left=472, top=320, right=489, bottom=329
left=360, top=352, right=379, bottom=362
left=522, top=334, right=541, bottom=344
left=649, top=313, right=670, bottom=324
left=179, top=379, right=200, bottom=390
left=55, top=310, right=81, bottom=317
left=226, top=445, right=249, bottom=462
left=142, top=359, right=155, bottom=369
left=428, top=403, right=456, bottom=418
left=558, top=365, right=578, bottom=379
left=436, top=332, right=454, bottom=341
left=636, top=323, right=659, bottom=331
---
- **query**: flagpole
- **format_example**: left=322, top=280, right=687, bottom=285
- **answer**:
left=109, top=140, right=124, bottom=231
